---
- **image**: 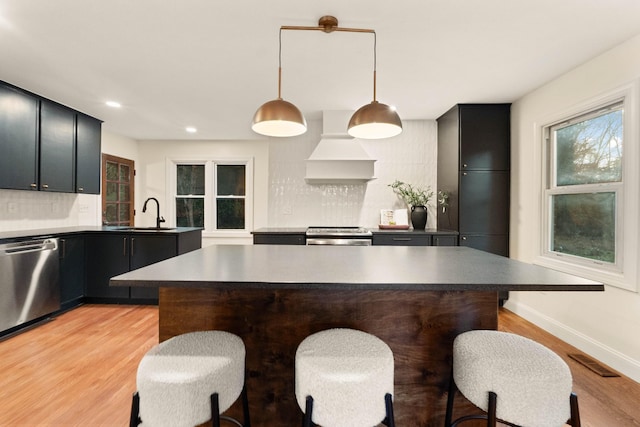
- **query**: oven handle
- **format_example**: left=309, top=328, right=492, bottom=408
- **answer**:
left=306, top=238, right=372, bottom=246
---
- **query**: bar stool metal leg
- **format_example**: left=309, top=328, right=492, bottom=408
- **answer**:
left=129, top=392, right=141, bottom=427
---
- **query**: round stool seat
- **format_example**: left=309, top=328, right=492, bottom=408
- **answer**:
left=137, top=331, right=245, bottom=427
left=453, top=330, right=572, bottom=427
left=295, top=328, right=394, bottom=427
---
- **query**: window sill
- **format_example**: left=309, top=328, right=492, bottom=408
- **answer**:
left=534, top=255, right=636, bottom=293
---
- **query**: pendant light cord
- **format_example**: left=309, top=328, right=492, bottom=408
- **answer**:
left=277, top=28, right=283, bottom=100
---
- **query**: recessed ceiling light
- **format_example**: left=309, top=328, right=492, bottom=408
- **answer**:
left=105, top=101, right=121, bottom=108
left=185, top=127, right=197, bottom=133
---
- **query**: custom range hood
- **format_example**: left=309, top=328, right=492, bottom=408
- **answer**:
left=305, top=111, right=376, bottom=184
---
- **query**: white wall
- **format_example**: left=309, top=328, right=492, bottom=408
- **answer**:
left=509, top=33, right=640, bottom=382
left=268, top=119, right=438, bottom=228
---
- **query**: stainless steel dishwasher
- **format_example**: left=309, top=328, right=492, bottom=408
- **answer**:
left=0, top=238, right=60, bottom=334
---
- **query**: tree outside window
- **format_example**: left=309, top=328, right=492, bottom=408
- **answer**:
left=547, top=102, right=623, bottom=265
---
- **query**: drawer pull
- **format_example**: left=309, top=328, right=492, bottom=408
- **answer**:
left=392, top=238, right=412, bottom=241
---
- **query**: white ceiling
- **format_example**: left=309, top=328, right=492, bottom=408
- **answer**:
left=1, top=0, right=640, bottom=141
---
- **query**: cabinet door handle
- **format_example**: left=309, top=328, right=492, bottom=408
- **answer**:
left=462, top=172, right=468, bottom=176
left=392, top=238, right=412, bottom=241
left=77, top=187, right=84, bottom=192
left=461, top=236, right=467, bottom=240
left=131, top=237, right=135, bottom=255
left=60, top=239, right=66, bottom=259
left=42, top=184, right=49, bottom=189
left=30, top=183, right=37, bottom=189
left=123, top=237, right=128, bottom=256
left=463, top=163, right=468, bottom=168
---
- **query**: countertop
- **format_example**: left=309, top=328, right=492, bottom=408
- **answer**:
left=110, top=244, right=603, bottom=292
left=0, top=226, right=202, bottom=242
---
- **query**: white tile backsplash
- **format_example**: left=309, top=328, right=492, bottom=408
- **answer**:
left=268, top=119, right=438, bottom=228
left=0, top=189, right=100, bottom=232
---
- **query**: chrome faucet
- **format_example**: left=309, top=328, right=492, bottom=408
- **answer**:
left=142, top=197, right=165, bottom=229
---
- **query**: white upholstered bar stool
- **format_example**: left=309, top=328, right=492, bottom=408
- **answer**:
left=295, top=328, right=395, bottom=427
left=129, top=330, right=250, bottom=427
left=445, top=330, right=581, bottom=427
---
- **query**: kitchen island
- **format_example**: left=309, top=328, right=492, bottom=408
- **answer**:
left=111, top=245, right=602, bottom=426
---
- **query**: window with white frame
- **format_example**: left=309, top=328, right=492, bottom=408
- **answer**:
left=172, top=159, right=253, bottom=233
left=539, top=85, right=640, bottom=291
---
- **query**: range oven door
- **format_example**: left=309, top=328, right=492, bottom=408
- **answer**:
left=306, top=238, right=371, bottom=246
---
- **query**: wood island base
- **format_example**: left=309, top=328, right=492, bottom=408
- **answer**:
left=159, top=287, right=498, bottom=427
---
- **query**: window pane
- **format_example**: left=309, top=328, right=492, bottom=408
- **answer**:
left=106, top=161, right=118, bottom=181
left=551, top=192, right=616, bottom=263
left=119, top=184, right=130, bottom=202
left=217, top=165, right=245, bottom=196
left=177, top=165, right=205, bottom=196
left=105, top=203, right=117, bottom=223
left=217, top=199, right=244, bottom=229
left=555, top=108, right=623, bottom=186
left=120, top=164, right=130, bottom=183
left=176, top=198, right=204, bottom=227
left=118, top=203, right=130, bottom=223
left=106, top=182, right=118, bottom=202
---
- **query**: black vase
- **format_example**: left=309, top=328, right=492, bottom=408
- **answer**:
left=411, top=205, right=427, bottom=231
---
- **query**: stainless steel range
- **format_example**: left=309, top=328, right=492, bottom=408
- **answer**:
left=305, top=226, right=373, bottom=246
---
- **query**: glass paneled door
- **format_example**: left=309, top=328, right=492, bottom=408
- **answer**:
left=102, top=154, right=135, bottom=226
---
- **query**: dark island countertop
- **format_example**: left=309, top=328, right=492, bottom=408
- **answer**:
left=110, top=244, right=603, bottom=292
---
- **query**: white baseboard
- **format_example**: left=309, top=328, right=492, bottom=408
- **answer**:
left=504, top=300, right=640, bottom=383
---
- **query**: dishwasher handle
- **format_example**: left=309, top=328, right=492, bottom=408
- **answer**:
left=0, top=239, right=58, bottom=255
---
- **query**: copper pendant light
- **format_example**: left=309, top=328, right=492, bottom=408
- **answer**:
left=348, top=31, right=402, bottom=139
left=252, top=29, right=307, bottom=137
left=252, top=16, right=402, bottom=139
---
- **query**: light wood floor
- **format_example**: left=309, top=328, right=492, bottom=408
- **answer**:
left=0, top=304, right=638, bottom=426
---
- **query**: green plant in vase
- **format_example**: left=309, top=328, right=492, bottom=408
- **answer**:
left=389, top=180, right=433, bottom=230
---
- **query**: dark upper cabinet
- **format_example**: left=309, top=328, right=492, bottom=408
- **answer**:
left=437, top=103, right=510, bottom=258
left=0, top=83, right=39, bottom=190
left=458, top=105, right=510, bottom=171
left=75, top=113, right=102, bottom=194
left=0, top=80, right=101, bottom=194
left=40, top=100, right=76, bottom=192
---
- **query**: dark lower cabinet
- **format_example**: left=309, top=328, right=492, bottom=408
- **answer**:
left=129, top=235, right=178, bottom=301
left=372, top=233, right=431, bottom=246
left=85, top=230, right=202, bottom=304
left=432, top=234, right=458, bottom=246
left=459, top=235, right=508, bottom=256
left=59, top=235, right=86, bottom=310
left=253, top=233, right=306, bottom=245
left=85, top=234, right=131, bottom=301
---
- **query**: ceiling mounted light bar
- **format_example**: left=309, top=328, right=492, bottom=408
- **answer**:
left=252, top=15, right=402, bottom=139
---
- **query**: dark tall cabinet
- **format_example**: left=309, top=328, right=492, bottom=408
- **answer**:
left=437, top=103, right=510, bottom=259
